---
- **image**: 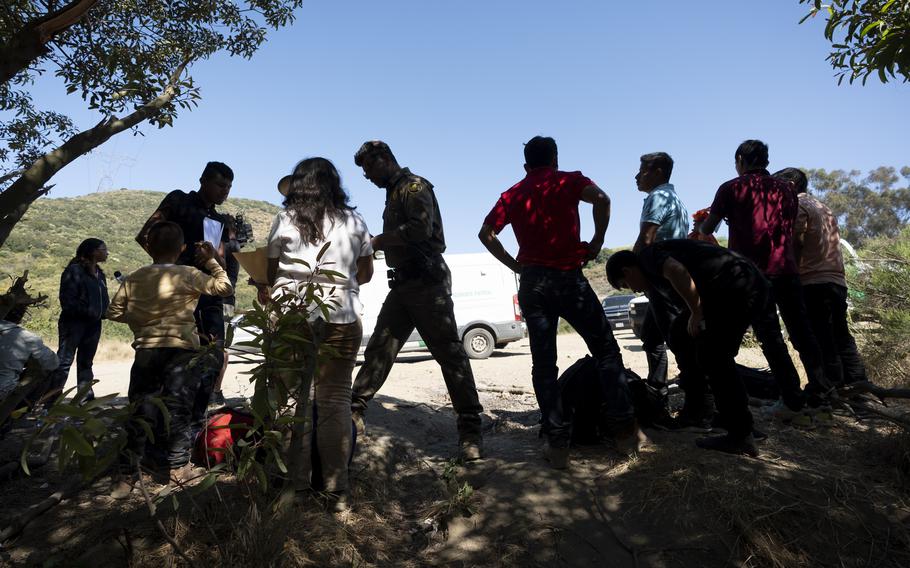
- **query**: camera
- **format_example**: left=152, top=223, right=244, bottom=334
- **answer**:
left=232, top=213, right=254, bottom=246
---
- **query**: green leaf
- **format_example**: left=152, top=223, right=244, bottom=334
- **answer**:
left=81, top=393, right=120, bottom=410
left=148, top=397, right=171, bottom=435
left=62, top=425, right=95, bottom=457
left=861, top=21, right=882, bottom=37
left=135, top=416, right=156, bottom=444
left=47, top=404, right=92, bottom=420
left=271, top=447, right=288, bottom=473
left=20, top=446, right=31, bottom=476
left=316, top=241, right=331, bottom=261
left=82, top=418, right=107, bottom=438
left=191, top=472, right=219, bottom=494
left=253, top=461, right=268, bottom=491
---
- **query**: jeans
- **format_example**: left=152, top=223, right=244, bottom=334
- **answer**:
left=288, top=319, right=362, bottom=493
left=768, top=275, right=833, bottom=403
left=120, top=348, right=200, bottom=472
left=518, top=266, right=632, bottom=448
left=47, top=317, right=102, bottom=402
left=669, top=263, right=807, bottom=435
left=639, top=306, right=668, bottom=388
left=352, top=266, right=483, bottom=439
left=190, top=294, right=226, bottom=428
left=803, top=282, right=867, bottom=385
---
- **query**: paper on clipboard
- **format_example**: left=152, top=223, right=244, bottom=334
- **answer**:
left=232, top=246, right=270, bottom=285
left=203, top=217, right=223, bottom=248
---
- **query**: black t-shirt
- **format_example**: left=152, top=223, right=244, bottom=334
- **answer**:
left=156, top=190, right=228, bottom=269
left=224, top=238, right=240, bottom=306
left=638, top=239, right=760, bottom=311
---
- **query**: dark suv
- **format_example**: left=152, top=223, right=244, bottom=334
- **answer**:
left=601, top=294, right=635, bottom=331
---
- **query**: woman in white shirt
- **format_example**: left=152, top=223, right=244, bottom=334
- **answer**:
left=266, top=157, right=373, bottom=505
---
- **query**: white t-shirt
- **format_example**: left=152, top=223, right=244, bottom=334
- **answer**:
left=267, top=209, right=373, bottom=324
left=0, top=320, right=58, bottom=399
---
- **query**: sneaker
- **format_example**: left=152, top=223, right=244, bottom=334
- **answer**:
left=459, top=438, right=483, bottom=462
left=808, top=405, right=834, bottom=426
left=110, top=475, right=135, bottom=499
left=763, top=400, right=813, bottom=428
left=610, top=418, right=648, bottom=457
left=326, top=491, right=350, bottom=513
left=695, top=433, right=758, bottom=457
left=168, top=464, right=205, bottom=485
left=208, top=390, right=226, bottom=410
left=352, top=410, right=366, bottom=437
left=80, top=389, right=96, bottom=404
left=654, top=412, right=713, bottom=433
left=542, top=443, right=570, bottom=469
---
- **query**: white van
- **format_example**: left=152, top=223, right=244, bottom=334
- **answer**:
left=230, top=252, right=526, bottom=360
left=360, top=252, right=526, bottom=359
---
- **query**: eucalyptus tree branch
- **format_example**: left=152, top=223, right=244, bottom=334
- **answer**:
left=0, top=0, right=98, bottom=85
left=0, top=57, right=191, bottom=248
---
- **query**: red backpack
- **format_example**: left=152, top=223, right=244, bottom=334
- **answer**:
left=192, top=408, right=255, bottom=467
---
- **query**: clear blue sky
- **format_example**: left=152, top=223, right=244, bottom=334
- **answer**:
left=32, top=0, right=910, bottom=251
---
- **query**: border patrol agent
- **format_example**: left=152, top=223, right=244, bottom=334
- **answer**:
left=350, top=141, right=484, bottom=461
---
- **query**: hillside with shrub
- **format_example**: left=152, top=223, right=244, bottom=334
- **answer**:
left=0, top=190, right=280, bottom=342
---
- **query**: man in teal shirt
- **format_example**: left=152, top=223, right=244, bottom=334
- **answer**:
left=631, top=152, right=693, bottom=426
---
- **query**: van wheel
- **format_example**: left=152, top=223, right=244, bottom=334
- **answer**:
left=463, top=328, right=495, bottom=359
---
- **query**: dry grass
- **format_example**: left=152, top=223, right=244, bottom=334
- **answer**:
left=125, top=438, right=448, bottom=567
left=618, top=420, right=910, bottom=568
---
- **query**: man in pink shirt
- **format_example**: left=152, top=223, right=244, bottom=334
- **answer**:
left=773, top=168, right=867, bottom=387
left=478, top=136, right=640, bottom=468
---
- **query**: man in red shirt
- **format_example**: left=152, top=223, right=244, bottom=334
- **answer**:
left=700, top=140, right=831, bottom=421
left=478, top=136, right=640, bottom=468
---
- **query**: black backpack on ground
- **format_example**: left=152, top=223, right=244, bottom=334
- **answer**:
left=557, top=356, right=668, bottom=445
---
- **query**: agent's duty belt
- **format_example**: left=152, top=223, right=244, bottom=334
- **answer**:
left=386, top=256, right=445, bottom=289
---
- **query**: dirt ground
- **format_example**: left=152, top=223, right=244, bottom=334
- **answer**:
left=2, top=331, right=910, bottom=567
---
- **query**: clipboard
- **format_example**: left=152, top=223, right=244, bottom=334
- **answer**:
left=232, top=246, right=270, bottom=285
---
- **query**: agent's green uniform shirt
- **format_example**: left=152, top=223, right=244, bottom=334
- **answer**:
left=382, top=168, right=447, bottom=268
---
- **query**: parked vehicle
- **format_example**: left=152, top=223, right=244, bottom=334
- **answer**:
left=628, top=296, right=649, bottom=338
left=601, top=294, right=635, bottom=331
left=230, top=252, right=526, bottom=360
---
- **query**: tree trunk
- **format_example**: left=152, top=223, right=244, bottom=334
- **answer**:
left=0, top=0, right=98, bottom=86
left=0, top=59, right=189, bottom=248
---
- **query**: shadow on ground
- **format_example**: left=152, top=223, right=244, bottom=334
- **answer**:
left=2, top=392, right=910, bottom=567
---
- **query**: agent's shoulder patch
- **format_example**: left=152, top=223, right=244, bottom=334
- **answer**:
left=404, top=175, right=432, bottom=194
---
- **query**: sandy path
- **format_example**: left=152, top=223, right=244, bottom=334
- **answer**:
left=81, top=328, right=775, bottom=406
left=82, top=330, right=662, bottom=401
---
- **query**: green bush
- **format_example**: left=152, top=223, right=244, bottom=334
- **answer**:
left=852, top=227, right=910, bottom=387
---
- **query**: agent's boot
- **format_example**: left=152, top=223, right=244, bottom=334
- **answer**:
left=458, top=436, right=484, bottom=461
